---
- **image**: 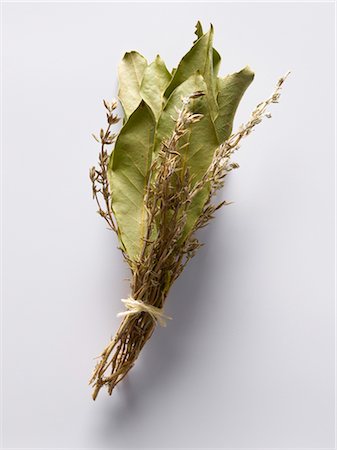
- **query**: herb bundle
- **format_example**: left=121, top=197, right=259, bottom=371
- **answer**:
left=89, top=22, right=287, bottom=400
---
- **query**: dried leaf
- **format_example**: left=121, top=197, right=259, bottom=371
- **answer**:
left=140, top=55, right=172, bottom=121
left=118, top=51, right=147, bottom=121
left=108, top=101, right=155, bottom=260
left=193, top=20, right=221, bottom=77
left=215, top=66, right=255, bottom=143
left=164, top=26, right=218, bottom=120
left=156, top=73, right=219, bottom=239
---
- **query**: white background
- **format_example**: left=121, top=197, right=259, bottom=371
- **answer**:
left=2, top=2, right=335, bottom=449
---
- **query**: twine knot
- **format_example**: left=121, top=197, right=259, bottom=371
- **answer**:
left=117, top=297, right=172, bottom=327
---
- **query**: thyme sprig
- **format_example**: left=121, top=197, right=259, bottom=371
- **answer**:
left=90, top=100, right=120, bottom=233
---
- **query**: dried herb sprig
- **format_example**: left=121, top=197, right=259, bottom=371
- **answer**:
left=89, top=22, right=288, bottom=400
left=90, top=100, right=119, bottom=233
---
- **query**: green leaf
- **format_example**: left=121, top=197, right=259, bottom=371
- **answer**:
left=180, top=99, right=219, bottom=182
left=108, top=101, right=155, bottom=261
left=156, top=73, right=218, bottom=172
left=215, top=66, right=254, bottom=142
left=156, top=73, right=219, bottom=239
left=178, top=97, right=219, bottom=240
left=193, top=20, right=203, bottom=42
left=118, top=51, right=147, bottom=121
left=193, top=21, right=221, bottom=78
left=212, top=48, right=221, bottom=78
left=164, top=26, right=218, bottom=120
left=155, top=73, right=206, bottom=153
left=140, top=55, right=171, bottom=121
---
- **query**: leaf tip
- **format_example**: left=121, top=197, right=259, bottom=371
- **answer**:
left=194, top=20, right=203, bottom=41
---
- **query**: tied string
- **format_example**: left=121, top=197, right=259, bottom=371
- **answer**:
left=117, top=297, right=172, bottom=327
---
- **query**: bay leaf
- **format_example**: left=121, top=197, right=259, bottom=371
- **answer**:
left=215, top=66, right=254, bottom=143
left=140, top=55, right=171, bottom=121
left=212, top=48, right=221, bottom=78
left=118, top=51, right=147, bottom=122
left=193, top=20, right=221, bottom=77
left=193, top=21, right=204, bottom=42
left=164, top=26, right=218, bottom=120
left=156, top=73, right=219, bottom=240
left=155, top=72, right=207, bottom=153
left=108, top=101, right=155, bottom=261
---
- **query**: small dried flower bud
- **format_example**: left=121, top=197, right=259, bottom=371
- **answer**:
left=272, top=93, right=280, bottom=103
left=189, top=113, right=203, bottom=123
left=103, top=99, right=112, bottom=111
left=89, top=166, right=96, bottom=181
left=111, top=100, right=118, bottom=110
left=100, top=129, right=104, bottom=139
left=229, top=162, right=240, bottom=170
left=108, top=115, right=120, bottom=125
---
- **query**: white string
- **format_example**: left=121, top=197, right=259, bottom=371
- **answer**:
left=117, top=297, right=172, bottom=327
